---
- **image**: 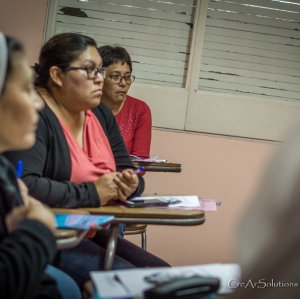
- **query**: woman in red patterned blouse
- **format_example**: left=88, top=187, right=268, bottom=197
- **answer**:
left=98, top=46, right=152, bottom=159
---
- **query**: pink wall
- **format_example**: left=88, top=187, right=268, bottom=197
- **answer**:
left=0, top=0, right=48, bottom=64
left=126, top=129, right=277, bottom=265
left=0, top=0, right=278, bottom=266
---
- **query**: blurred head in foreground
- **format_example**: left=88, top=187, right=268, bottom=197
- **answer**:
left=235, top=125, right=300, bottom=298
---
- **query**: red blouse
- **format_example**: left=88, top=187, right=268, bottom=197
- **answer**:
left=59, top=110, right=116, bottom=184
left=115, top=95, right=152, bottom=159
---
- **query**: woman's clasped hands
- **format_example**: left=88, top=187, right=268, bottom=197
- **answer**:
left=94, top=169, right=139, bottom=205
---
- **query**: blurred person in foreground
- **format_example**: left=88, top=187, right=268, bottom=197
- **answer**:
left=234, top=125, right=300, bottom=298
left=0, top=32, right=81, bottom=298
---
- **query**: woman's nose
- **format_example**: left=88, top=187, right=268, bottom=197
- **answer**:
left=119, top=77, right=127, bottom=86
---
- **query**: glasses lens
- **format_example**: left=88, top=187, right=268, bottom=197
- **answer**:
left=98, top=68, right=106, bottom=79
left=128, top=75, right=135, bottom=83
left=109, top=75, right=135, bottom=84
left=88, top=67, right=107, bottom=79
left=124, top=76, right=132, bottom=84
left=109, top=75, right=120, bottom=83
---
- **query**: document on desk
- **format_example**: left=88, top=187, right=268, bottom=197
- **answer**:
left=130, top=196, right=217, bottom=211
left=130, top=154, right=167, bottom=162
left=90, top=263, right=241, bottom=298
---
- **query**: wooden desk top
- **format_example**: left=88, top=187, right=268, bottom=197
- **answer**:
left=85, top=205, right=203, bottom=219
left=52, top=206, right=205, bottom=226
left=132, top=161, right=181, bottom=173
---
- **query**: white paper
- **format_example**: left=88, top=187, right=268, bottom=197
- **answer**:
left=90, top=263, right=241, bottom=298
left=130, top=196, right=201, bottom=208
left=130, top=154, right=167, bottom=162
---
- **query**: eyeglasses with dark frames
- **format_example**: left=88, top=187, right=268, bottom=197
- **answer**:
left=107, top=74, right=135, bottom=84
left=65, top=66, right=107, bottom=79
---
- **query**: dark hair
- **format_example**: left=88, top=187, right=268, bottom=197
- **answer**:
left=34, top=33, right=97, bottom=87
left=98, top=45, right=132, bottom=72
left=1, top=36, right=24, bottom=94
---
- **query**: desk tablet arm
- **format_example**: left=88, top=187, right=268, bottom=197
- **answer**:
left=144, top=276, right=220, bottom=299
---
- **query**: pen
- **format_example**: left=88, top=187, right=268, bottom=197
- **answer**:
left=15, top=160, right=23, bottom=179
left=113, top=274, right=131, bottom=294
left=133, top=166, right=145, bottom=174
left=169, top=199, right=181, bottom=205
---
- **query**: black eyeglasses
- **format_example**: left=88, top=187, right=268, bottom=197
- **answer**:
left=107, top=74, right=135, bottom=84
left=65, top=66, right=107, bottom=79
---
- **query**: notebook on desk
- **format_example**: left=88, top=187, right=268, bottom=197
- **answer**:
left=129, top=196, right=218, bottom=211
left=55, top=214, right=114, bottom=230
left=90, top=263, right=241, bottom=298
left=130, top=154, right=167, bottom=162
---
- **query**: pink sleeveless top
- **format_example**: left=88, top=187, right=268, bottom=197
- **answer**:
left=59, top=110, right=116, bottom=184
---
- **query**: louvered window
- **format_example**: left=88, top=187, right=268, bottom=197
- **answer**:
left=45, top=0, right=300, bottom=141
left=198, top=0, right=300, bottom=101
left=52, top=0, right=196, bottom=88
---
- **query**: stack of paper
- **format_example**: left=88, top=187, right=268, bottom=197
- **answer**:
left=130, top=155, right=167, bottom=162
left=130, top=196, right=218, bottom=211
left=90, top=263, right=241, bottom=298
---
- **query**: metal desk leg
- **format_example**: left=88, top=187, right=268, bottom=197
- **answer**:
left=142, top=231, right=146, bottom=250
left=104, top=223, right=119, bottom=270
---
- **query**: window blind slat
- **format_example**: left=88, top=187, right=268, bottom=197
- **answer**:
left=202, top=49, right=300, bottom=70
left=130, top=55, right=188, bottom=69
left=201, top=56, right=300, bottom=78
left=230, top=0, right=300, bottom=13
left=132, top=62, right=186, bottom=77
left=203, top=41, right=300, bottom=62
left=209, top=1, right=300, bottom=21
left=134, top=70, right=186, bottom=85
left=204, top=27, right=300, bottom=52
left=198, top=80, right=300, bottom=101
left=201, top=64, right=300, bottom=85
left=207, top=8, right=300, bottom=31
left=199, top=71, right=300, bottom=93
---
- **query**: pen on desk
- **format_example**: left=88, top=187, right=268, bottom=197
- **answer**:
left=15, top=160, right=23, bottom=179
left=133, top=166, right=145, bottom=174
left=113, top=274, right=131, bottom=294
left=169, top=199, right=181, bottom=205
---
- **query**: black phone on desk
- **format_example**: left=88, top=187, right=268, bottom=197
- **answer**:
left=144, top=276, right=220, bottom=299
left=124, top=198, right=170, bottom=208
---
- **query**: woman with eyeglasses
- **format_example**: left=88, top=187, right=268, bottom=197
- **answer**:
left=98, top=45, right=152, bottom=160
left=5, top=33, right=170, bottom=290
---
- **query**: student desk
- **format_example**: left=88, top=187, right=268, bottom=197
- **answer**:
left=132, top=161, right=181, bottom=172
left=80, top=205, right=204, bottom=270
left=54, top=228, right=88, bottom=250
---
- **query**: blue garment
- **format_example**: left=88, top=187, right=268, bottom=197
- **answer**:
left=57, top=238, right=135, bottom=290
left=45, top=265, right=81, bottom=299
left=118, top=223, right=126, bottom=237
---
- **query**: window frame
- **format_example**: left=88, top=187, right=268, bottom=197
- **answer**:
left=44, top=0, right=300, bottom=141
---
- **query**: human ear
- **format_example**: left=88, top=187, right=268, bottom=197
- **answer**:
left=49, top=66, right=63, bottom=87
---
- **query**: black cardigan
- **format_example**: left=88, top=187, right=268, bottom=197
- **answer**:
left=0, top=155, right=60, bottom=298
left=4, top=102, right=144, bottom=208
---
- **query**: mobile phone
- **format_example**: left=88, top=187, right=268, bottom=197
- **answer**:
left=124, top=198, right=170, bottom=208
